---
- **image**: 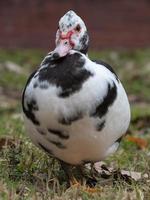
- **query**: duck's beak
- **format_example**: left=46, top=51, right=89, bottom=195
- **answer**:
left=53, top=39, right=72, bottom=59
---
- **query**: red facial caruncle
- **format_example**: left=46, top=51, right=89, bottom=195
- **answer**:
left=59, top=30, right=75, bottom=48
left=54, top=24, right=81, bottom=58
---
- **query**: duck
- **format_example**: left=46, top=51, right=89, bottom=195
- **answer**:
left=22, top=10, right=130, bottom=185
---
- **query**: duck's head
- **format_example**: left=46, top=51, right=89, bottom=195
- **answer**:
left=53, top=10, right=89, bottom=59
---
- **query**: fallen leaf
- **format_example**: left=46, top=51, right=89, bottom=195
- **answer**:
left=126, top=136, right=148, bottom=149
left=120, top=170, right=141, bottom=181
left=93, top=161, right=111, bottom=173
left=143, top=173, right=149, bottom=179
left=86, top=162, right=148, bottom=185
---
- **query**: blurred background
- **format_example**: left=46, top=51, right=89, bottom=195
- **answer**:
left=0, top=1, right=150, bottom=198
left=0, top=0, right=150, bottom=106
left=0, top=0, right=150, bottom=50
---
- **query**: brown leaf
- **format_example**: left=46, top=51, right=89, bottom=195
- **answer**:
left=126, top=136, right=148, bottom=149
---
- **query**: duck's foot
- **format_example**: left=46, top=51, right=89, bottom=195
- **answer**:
left=69, top=176, right=81, bottom=188
left=84, top=186, right=102, bottom=193
left=70, top=178, right=102, bottom=193
left=60, top=161, right=82, bottom=187
left=60, top=161, right=102, bottom=193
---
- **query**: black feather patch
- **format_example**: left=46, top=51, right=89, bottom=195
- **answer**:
left=79, top=31, right=89, bottom=55
left=48, top=128, right=69, bottom=139
left=38, top=142, right=53, bottom=155
left=37, top=128, right=46, bottom=135
left=24, top=98, right=39, bottom=125
left=116, top=136, right=123, bottom=143
left=96, top=120, right=105, bottom=131
left=91, top=81, right=117, bottom=118
left=59, top=111, right=83, bottom=125
left=33, top=82, right=38, bottom=88
left=48, top=140, right=66, bottom=149
left=41, top=55, right=53, bottom=66
left=38, top=53, right=93, bottom=98
left=22, top=71, right=40, bottom=125
left=39, top=83, right=49, bottom=89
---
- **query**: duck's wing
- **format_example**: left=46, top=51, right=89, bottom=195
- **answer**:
left=93, top=59, right=119, bottom=82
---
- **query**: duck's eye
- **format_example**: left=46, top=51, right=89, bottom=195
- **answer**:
left=64, top=41, right=68, bottom=45
left=75, top=24, right=81, bottom=32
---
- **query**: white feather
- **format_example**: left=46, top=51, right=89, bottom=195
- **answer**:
left=23, top=51, right=130, bottom=164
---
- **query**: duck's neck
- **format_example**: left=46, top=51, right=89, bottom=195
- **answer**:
left=80, top=46, right=88, bottom=55
left=79, top=40, right=89, bottom=57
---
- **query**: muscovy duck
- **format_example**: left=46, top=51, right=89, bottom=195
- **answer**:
left=22, top=10, right=130, bottom=184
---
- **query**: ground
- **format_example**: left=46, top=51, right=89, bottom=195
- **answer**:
left=0, top=49, right=150, bottom=200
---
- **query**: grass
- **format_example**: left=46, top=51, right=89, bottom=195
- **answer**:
left=0, top=48, right=150, bottom=199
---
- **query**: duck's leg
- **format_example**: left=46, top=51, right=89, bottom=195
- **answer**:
left=60, top=161, right=81, bottom=187
left=60, top=161, right=102, bottom=193
left=76, top=164, right=87, bottom=185
left=81, top=162, right=103, bottom=193
left=90, top=162, right=96, bottom=176
left=76, top=163, right=102, bottom=193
